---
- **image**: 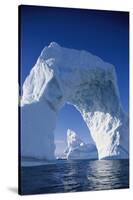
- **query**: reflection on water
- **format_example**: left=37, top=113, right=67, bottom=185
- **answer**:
left=20, top=159, right=129, bottom=195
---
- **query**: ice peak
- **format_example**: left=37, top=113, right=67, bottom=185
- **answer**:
left=48, top=41, right=60, bottom=48
left=67, top=129, right=83, bottom=148
left=67, top=129, right=78, bottom=145
left=67, top=129, right=76, bottom=137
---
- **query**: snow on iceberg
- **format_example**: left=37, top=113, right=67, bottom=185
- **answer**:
left=64, top=129, right=98, bottom=159
left=21, top=42, right=129, bottom=160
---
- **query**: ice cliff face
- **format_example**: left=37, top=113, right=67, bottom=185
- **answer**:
left=65, top=129, right=98, bottom=159
left=21, top=42, right=129, bottom=160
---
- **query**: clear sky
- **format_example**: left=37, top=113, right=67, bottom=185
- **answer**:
left=20, top=5, right=129, bottom=156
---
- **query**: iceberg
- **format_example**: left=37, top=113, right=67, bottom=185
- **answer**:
left=21, top=42, right=129, bottom=160
left=64, top=129, right=98, bottom=159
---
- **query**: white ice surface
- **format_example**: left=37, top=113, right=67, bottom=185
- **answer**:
left=21, top=42, right=129, bottom=160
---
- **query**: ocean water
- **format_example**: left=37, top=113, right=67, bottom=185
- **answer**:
left=20, top=159, right=129, bottom=195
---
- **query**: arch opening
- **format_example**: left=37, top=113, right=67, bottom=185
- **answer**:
left=54, top=103, right=97, bottom=159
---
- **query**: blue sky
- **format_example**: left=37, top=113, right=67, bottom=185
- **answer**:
left=20, top=5, right=129, bottom=156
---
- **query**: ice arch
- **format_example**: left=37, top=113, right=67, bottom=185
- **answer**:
left=21, top=42, right=129, bottom=160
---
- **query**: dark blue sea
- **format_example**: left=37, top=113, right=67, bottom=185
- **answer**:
left=20, top=159, right=129, bottom=195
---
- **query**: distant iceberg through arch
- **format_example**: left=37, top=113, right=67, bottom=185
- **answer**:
left=63, top=129, right=98, bottom=159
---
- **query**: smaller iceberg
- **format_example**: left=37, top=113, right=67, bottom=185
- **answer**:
left=64, top=129, right=98, bottom=159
